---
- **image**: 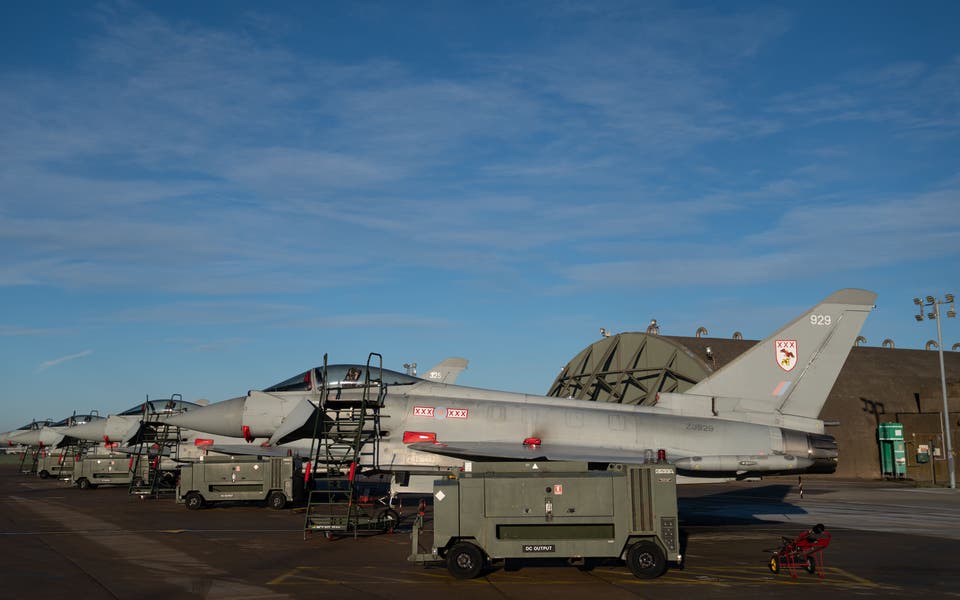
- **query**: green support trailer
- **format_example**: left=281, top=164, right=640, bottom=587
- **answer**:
left=176, top=455, right=304, bottom=510
left=72, top=454, right=145, bottom=489
left=410, top=461, right=680, bottom=579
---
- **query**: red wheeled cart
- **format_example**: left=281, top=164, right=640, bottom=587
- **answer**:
left=766, top=524, right=831, bottom=578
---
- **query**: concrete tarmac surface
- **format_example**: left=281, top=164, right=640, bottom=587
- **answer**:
left=1, top=463, right=959, bottom=600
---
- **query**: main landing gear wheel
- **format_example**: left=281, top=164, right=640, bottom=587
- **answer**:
left=379, top=508, right=401, bottom=531
left=446, top=542, right=484, bottom=579
left=627, top=541, right=667, bottom=579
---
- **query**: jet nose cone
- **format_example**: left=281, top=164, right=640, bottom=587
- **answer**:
left=38, top=429, right=65, bottom=447
left=65, top=420, right=108, bottom=443
left=165, top=397, right=245, bottom=437
left=1, top=430, right=24, bottom=445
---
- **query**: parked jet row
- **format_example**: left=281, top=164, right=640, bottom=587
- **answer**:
left=166, top=289, right=877, bottom=489
left=7, top=289, right=876, bottom=492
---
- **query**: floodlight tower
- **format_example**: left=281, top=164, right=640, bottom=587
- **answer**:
left=914, top=294, right=957, bottom=489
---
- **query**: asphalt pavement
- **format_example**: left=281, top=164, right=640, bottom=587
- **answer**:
left=1, top=460, right=959, bottom=600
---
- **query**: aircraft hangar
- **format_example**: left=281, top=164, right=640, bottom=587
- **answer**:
left=547, top=332, right=960, bottom=483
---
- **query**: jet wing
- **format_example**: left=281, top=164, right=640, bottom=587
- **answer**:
left=406, top=441, right=647, bottom=464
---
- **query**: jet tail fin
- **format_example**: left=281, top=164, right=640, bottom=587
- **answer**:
left=682, top=288, right=876, bottom=420
left=422, top=357, right=469, bottom=384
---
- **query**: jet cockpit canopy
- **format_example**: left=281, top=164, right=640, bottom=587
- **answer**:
left=16, top=419, right=54, bottom=431
left=263, top=364, right=422, bottom=393
left=50, top=414, right=104, bottom=427
left=118, top=398, right=199, bottom=416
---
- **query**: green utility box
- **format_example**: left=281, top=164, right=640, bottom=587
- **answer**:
left=878, top=422, right=906, bottom=478
left=410, top=461, right=679, bottom=579
left=176, top=455, right=303, bottom=510
left=72, top=454, right=144, bottom=489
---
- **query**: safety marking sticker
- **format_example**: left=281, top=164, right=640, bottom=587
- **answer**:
left=413, top=406, right=435, bottom=417
left=446, top=408, right=468, bottom=419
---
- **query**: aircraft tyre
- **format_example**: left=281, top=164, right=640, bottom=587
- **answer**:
left=627, top=541, right=667, bottom=579
left=267, top=491, right=287, bottom=510
left=185, top=492, right=204, bottom=510
left=446, top=542, right=484, bottom=579
left=76, top=477, right=91, bottom=490
left=379, top=508, right=401, bottom=531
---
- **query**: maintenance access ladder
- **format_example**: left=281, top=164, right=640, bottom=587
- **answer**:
left=18, top=446, right=41, bottom=475
left=128, top=396, right=185, bottom=498
left=304, top=353, right=396, bottom=538
left=43, top=441, right=93, bottom=480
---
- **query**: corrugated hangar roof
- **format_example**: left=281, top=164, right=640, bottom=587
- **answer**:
left=546, top=332, right=713, bottom=405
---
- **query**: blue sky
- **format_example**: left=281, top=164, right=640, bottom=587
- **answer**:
left=1, top=1, right=958, bottom=432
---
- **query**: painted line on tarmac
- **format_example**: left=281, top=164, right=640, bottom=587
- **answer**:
left=268, top=564, right=892, bottom=590
left=592, top=565, right=892, bottom=589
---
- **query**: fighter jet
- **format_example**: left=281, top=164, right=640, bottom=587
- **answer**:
left=64, top=397, right=205, bottom=445
left=7, top=414, right=104, bottom=448
left=1, top=419, right=54, bottom=447
left=167, top=290, right=875, bottom=488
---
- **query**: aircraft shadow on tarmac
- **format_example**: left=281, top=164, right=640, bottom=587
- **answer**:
left=678, top=484, right=807, bottom=526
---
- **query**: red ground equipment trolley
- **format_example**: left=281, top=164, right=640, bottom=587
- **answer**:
left=766, top=523, right=831, bottom=578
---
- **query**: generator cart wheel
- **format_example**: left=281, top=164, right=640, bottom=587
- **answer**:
left=76, top=477, right=91, bottom=490
left=39, top=470, right=50, bottom=479
left=267, top=491, right=287, bottom=510
left=805, top=556, right=817, bottom=574
left=446, top=542, right=484, bottom=579
left=185, top=492, right=204, bottom=510
left=626, top=541, right=667, bottom=579
left=769, top=555, right=780, bottom=574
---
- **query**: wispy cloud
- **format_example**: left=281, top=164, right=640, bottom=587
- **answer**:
left=768, top=58, right=960, bottom=139
left=36, top=350, right=93, bottom=373
left=0, top=325, right=68, bottom=337
left=297, top=314, right=455, bottom=330
left=0, top=4, right=803, bottom=297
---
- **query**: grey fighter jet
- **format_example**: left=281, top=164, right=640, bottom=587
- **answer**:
left=8, top=414, right=104, bottom=448
left=1, top=419, right=54, bottom=447
left=167, top=290, right=875, bottom=486
left=64, top=397, right=203, bottom=445
left=60, top=397, right=263, bottom=462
